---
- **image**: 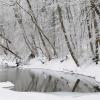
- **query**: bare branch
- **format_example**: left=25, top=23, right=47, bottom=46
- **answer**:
left=0, top=44, right=21, bottom=59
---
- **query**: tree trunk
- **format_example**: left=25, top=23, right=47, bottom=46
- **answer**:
left=57, top=5, right=79, bottom=67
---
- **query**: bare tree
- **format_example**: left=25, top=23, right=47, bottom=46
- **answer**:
left=57, top=5, right=79, bottom=67
left=90, top=0, right=100, bottom=64
left=16, top=0, right=57, bottom=60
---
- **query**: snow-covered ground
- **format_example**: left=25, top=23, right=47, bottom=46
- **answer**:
left=0, top=55, right=100, bottom=83
left=0, top=56, right=100, bottom=99
left=20, top=55, right=100, bottom=83
left=0, top=81, right=100, bottom=100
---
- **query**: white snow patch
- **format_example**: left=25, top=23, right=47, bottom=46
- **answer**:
left=1, top=55, right=100, bottom=83
left=0, top=82, right=100, bottom=100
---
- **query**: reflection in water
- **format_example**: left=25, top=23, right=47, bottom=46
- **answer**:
left=0, top=67, right=100, bottom=92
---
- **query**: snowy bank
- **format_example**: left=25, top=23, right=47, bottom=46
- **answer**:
left=0, top=82, right=100, bottom=100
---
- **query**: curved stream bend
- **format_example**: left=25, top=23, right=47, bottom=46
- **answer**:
left=0, top=67, right=100, bottom=92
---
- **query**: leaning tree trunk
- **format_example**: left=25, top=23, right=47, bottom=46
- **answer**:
left=85, top=5, right=95, bottom=57
left=91, top=0, right=100, bottom=64
left=25, top=0, right=57, bottom=59
left=57, top=5, right=79, bottom=67
left=13, top=3, right=37, bottom=58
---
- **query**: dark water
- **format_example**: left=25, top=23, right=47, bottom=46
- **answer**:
left=0, top=67, right=100, bottom=92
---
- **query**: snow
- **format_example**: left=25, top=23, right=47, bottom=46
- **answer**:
left=0, top=0, right=100, bottom=99
left=22, top=55, right=77, bottom=71
left=0, top=56, right=100, bottom=99
left=0, top=82, right=73, bottom=100
left=0, top=55, right=100, bottom=83
left=0, top=56, right=17, bottom=67
left=18, top=55, right=100, bottom=83
left=0, top=81, right=100, bottom=100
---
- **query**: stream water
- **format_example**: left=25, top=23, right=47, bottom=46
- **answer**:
left=0, top=67, right=100, bottom=92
